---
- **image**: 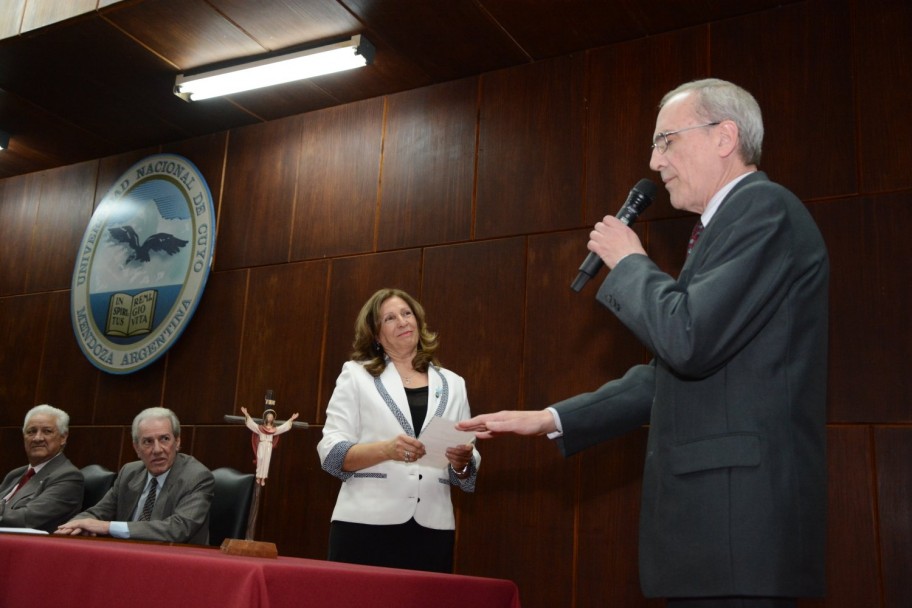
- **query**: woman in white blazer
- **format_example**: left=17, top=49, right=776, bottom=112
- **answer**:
left=318, top=288, right=479, bottom=573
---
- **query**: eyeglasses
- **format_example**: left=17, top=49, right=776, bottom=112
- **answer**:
left=651, top=122, right=720, bottom=154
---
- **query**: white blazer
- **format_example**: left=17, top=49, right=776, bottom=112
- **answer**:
left=318, top=360, right=480, bottom=530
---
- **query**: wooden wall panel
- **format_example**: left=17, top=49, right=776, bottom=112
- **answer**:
left=164, top=131, right=228, bottom=212
left=586, top=26, right=708, bottom=225
left=291, top=98, right=384, bottom=261
left=865, top=193, right=912, bottom=421
left=855, top=0, right=912, bottom=192
left=162, top=269, right=247, bottom=424
left=378, top=78, right=477, bottom=250
left=422, top=238, right=526, bottom=413
left=806, top=199, right=865, bottom=422
left=319, top=249, right=422, bottom=423
left=65, top=426, right=127, bottom=473
left=577, top=431, right=660, bottom=608
left=35, top=291, right=100, bottom=424
left=24, top=160, right=96, bottom=293
left=93, top=360, right=166, bottom=425
left=236, top=261, right=328, bottom=424
left=259, top=428, right=338, bottom=557
left=824, top=427, right=881, bottom=608
left=712, top=0, right=856, bottom=202
left=0, top=293, right=49, bottom=421
left=453, top=433, right=577, bottom=605
left=874, top=426, right=912, bottom=607
left=525, top=230, right=647, bottom=409
left=0, top=173, right=40, bottom=296
left=217, top=115, right=303, bottom=270
left=476, top=55, right=585, bottom=239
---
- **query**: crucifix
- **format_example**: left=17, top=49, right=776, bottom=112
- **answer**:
left=222, top=389, right=307, bottom=556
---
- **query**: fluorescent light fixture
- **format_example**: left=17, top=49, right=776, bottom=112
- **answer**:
left=174, top=35, right=374, bottom=102
left=0, top=130, right=8, bottom=150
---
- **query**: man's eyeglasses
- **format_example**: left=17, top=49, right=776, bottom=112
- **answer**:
left=651, top=122, right=720, bottom=154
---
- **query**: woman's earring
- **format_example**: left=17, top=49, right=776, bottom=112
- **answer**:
left=372, top=340, right=383, bottom=355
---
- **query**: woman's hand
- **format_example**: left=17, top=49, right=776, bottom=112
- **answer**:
left=385, top=434, right=426, bottom=463
left=445, top=443, right=474, bottom=476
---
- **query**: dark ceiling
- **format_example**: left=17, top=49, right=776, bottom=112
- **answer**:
left=0, top=0, right=798, bottom=180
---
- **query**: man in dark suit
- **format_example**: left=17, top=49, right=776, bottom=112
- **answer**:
left=0, top=404, right=84, bottom=532
left=56, top=407, right=214, bottom=545
left=459, top=79, right=828, bottom=607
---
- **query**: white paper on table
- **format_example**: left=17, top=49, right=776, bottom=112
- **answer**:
left=418, top=416, right=476, bottom=469
left=0, top=527, right=48, bottom=535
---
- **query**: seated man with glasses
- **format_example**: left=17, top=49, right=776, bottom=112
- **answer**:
left=56, top=407, right=214, bottom=545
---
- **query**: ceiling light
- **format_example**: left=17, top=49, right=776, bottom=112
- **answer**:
left=0, top=130, right=9, bottom=150
left=174, top=35, right=375, bottom=102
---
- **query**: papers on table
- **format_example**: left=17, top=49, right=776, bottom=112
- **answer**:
left=0, top=527, right=48, bottom=535
left=418, top=416, right=476, bottom=469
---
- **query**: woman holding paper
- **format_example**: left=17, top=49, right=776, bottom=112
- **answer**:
left=317, top=288, right=479, bottom=573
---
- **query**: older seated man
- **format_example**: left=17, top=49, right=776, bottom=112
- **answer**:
left=0, top=404, right=84, bottom=532
left=56, top=407, right=214, bottom=545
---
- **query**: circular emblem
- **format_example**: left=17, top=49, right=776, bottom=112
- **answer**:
left=70, top=154, right=216, bottom=374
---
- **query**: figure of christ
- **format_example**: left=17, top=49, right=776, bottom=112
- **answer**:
left=240, top=407, right=299, bottom=486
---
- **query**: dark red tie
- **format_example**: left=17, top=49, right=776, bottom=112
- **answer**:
left=10, top=467, right=35, bottom=498
left=687, top=220, right=704, bottom=256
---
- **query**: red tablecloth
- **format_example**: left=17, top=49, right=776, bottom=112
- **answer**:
left=0, top=533, right=521, bottom=608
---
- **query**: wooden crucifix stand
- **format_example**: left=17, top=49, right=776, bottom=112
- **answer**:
left=220, top=411, right=308, bottom=558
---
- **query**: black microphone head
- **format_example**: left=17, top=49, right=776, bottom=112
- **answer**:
left=632, top=178, right=658, bottom=200
left=616, top=179, right=657, bottom=226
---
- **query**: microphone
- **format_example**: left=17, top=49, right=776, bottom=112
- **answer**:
left=570, top=178, right=657, bottom=292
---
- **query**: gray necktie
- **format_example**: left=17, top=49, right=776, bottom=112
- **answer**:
left=138, top=477, right=158, bottom=521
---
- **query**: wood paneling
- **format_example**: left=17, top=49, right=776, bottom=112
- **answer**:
left=319, top=249, right=422, bottom=423
left=378, top=78, right=477, bottom=250
left=712, top=0, right=856, bottom=201
left=0, top=293, right=49, bottom=420
left=855, top=0, right=912, bottom=192
left=422, top=238, right=526, bottom=413
left=236, top=261, right=328, bottom=424
left=25, top=161, right=96, bottom=293
left=0, top=173, right=41, bottom=296
left=162, top=270, right=247, bottom=424
left=824, top=427, right=881, bottom=608
left=217, top=115, right=304, bottom=270
left=874, top=426, right=912, bottom=607
left=35, top=291, right=100, bottom=424
left=577, top=431, right=661, bottom=608
left=525, top=230, right=647, bottom=409
left=290, top=98, right=383, bottom=261
left=586, top=27, right=708, bottom=225
left=476, top=55, right=585, bottom=239
left=20, top=0, right=96, bottom=33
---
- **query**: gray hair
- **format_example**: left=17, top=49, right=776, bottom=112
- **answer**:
left=23, top=404, right=70, bottom=435
left=131, top=407, right=181, bottom=443
left=661, top=78, right=764, bottom=166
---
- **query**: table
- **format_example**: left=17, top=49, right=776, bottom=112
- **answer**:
left=0, top=533, right=521, bottom=608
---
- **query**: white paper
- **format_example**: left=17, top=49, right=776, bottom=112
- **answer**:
left=418, top=416, right=476, bottom=469
left=0, top=527, right=49, bottom=535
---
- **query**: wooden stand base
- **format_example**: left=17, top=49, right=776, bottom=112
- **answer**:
left=220, top=538, right=278, bottom=559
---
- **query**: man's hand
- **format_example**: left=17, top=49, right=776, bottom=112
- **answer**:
left=55, top=518, right=111, bottom=536
left=456, top=410, right=556, bottom=439
left=589, top=215, right=646, bottom=269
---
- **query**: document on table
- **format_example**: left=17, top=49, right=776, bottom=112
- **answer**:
left=0, top=527, right=48, bottom=535
left=419, top=416, right=476, bottom=469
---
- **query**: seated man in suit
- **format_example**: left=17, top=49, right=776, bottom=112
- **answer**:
left=0, top=404, right=84, bottom=532
left=56, top=407, right=214, bottom=545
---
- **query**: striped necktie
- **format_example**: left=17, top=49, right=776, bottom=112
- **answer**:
left=138, top=477, right=158, bottom=521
